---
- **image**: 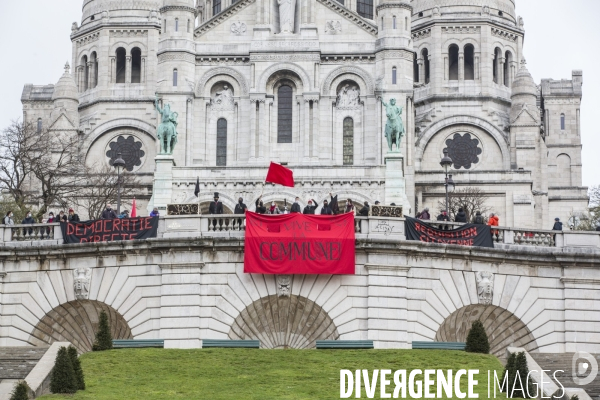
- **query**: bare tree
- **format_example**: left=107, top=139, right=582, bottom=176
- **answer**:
left=0, top=120, right=37, bottom=215
left=69, top=164, right=141, bottom=220
left=569, top=185, right=600, bottom=231
left=438, top=187, right=491, bottom=222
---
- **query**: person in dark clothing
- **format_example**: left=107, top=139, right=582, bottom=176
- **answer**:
left=234, top=198, right=247, bottom=214
left=320, top=199, right=333, bottom=215
left=208, top=193, right=224, bottom=214
left=21, top=212, right=35, bottom=236
left=303, top=199, right=318, bottom=215
left=68, top=208, right=80, bottom=222
left=416, top=208, right=431, bottom=220
left=328, top=193, right=339, bottom=215
left=596, top=225, right=600, bottom=232
left=552, top=217, right=563, bottom=231
left=344, top=199, right=355, bottom=214
left=150, top=207, right=160, bottom=217
left=358, top=201, right=370, bottom=216
left=455, top=208, right=468, bottom=223
left=101, top=204, right=118, bottom=219
left=437, top=210, right=450, bottom=230
left=58, top=211, right=68, bottom=222
left=290, top=197, right=302, bottom=213
left=255, top=196, right=267, bottom=214
left=472, top=211, right=485, bottom=225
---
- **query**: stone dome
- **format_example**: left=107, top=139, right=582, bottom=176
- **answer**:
left=412, top=0, right=516, bottom=22
left=52, top=63, right=79, bottom=102
left=81, top=0, right=161, bottom=24
left=511, top=61, right=538, bottom=99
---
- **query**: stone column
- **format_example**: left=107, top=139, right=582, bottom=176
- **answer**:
left=458, top=51, right=464, bottom=81
left=384, top=153, right=411, bottom=214
left=141, top=57, right=147, bottom=84
left=149, top=155, right=175, bottom=214
left=312, top=99, right=320, bottom=160
left=77, top=66, right=84, bottom=92
left=126, top=56, right=132, bottom=84
left=499, top=57, right=505, bottom=86
left=303, top=99, right=311, bottom=159
left=417, top=58, right=424, bottom=84
left=110, top=57, right=116, bottom=83
left=444, top=56, right=448, bottom=81
left=475, top=54, right=480, bottom=80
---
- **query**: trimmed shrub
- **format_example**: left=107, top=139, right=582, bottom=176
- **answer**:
left=502, top=352, right=517, bottom=395
left=9, top=381, right=30, bottom=400
left=503, top=351, right=535, bottom=398
left=465, top=320, right=490, bottom=354
left=68, top=345, right=85, bottom=390
left=515, top=351, right=535, bottom=398
left=92, top=310, right=113, bottom=351
left=50, top=346, right=77, bottom=394
left=571, top=395, right=580, bottom=400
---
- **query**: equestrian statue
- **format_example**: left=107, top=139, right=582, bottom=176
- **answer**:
left=155, top=95, right=179, bottom=155
left=380, top=97, right=405, bottom=152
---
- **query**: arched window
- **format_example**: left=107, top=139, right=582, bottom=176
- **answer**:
left=357, top=0, right=373, bottom=19
left=464, top=44, right=475, bottom=81
left=163, top=19, right=167, bottom=33
left=381, top=17, right=384, bottom=30
left=343, top=117, right=354, bottom=165
left=493, top=47, right=501, bottom=84
left=88, top=52, right=98, bottom=89
left=175, top=18, right=179, bottom=32
left=116, top=48, right=126, bottom=83
left=393, top=16, right=397, bottom=29
left=173, top=69, right=178, bottom=86
left=37, top=118, right=42, bottom=134
left=216, top=118, right=227, bottom=166
left=277, top=85, right=293, bottom=143
left=213, top=0, right=222, bottom=16
left=448, top=45, right=459, bottom=81
left=392, top=67, right=397, bottom=84
left=405, top=17, right=408, bottom=31
left=187, top=19, right=190, bottom=33
left=504, top=51, right=513, bottom=87
left=131, top=48, right=141, bottom=84
left=81, top=55, right=89, bottom=90
left=560, top=113, right=566, bottom=130
left=336, top=0, right=345, bottom=4
left=413, top=53, right=419, bottom=83
left=557, top=154, right=572, bottom=186
left=422, top=48, right=430, bottom=84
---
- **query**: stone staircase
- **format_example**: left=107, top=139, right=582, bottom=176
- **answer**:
left=531, top=353, right=600, bottom=399
left=0, top=346, right=49, bottom=379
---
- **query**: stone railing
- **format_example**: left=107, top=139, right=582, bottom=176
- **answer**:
left=1, top=217, right=599, bottom=251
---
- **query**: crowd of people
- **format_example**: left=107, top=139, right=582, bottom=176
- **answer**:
left=242, top=193, right=374, bottom=216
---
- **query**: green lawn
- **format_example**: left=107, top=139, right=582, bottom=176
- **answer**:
left=39, top=349, right=509, bottom=400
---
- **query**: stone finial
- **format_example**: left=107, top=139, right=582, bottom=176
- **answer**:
left=64, top=62, right=70, bottom=74
left=521, top=58, right=527, bottom=66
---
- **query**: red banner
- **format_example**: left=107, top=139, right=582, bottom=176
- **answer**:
left=244, top=212, right=355, bottom=275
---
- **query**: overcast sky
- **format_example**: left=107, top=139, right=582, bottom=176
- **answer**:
left=0, top=0, right=598, bottom=187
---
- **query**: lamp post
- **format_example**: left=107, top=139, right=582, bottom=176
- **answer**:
left=113, top=153, right=126, bottom=215
left=440, top=149, right=455, bottom=215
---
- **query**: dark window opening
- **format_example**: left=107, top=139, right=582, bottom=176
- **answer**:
left=418, top=12, right=423, bottom=17
left=422, top=48, right=430, bottom=84
left=217, top=118, right=227, bottom=166
left=131, top=48, right=141, bottom=84
left=464, top=44, right=475, bottom=80
left=37, top=118, right=42, bottom=134
left=82, top=55, right=89, bottom=90
left=504, top=51, right=513, bottom=87
left=213, top=0, right=222, bottom=16
left=561, top=114, right=566, bottom=130
left=343, top=117, right=354, bottom=165
left=357, top=0, right=373, bottom=19
left=277, top=85, right=293, bottom=143
left=173, top=69, right=178, bottom=86
left=413, top=53, right=419, bottom=82
left=449, top=44, right=459, bottom=81
left=116, top=48, right=126, bottom=83
left=392, top=67, right=397, bottom=84
left=493, top=48, right=501, bottom=84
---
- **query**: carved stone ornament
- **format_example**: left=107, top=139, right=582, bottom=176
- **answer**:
left=336, top=85, right=360, bottom=109
left=325, top=20, right=342, bottom=34
left=230, top=21, right=247, bottom=35
left=277, top=275, right=291, bottom=297
left=444, top=132, right=482, bottom=170
left=106, top=135, right=145, bottom=172
left=73, top=268, right=92, bottom=300
left=371, top=205, right=403, bottom=218
left=211, top=85, right=235, bottom=111
left=278, top=0, right=297, bottom=34
left=476, top=271, right=494, bottom=305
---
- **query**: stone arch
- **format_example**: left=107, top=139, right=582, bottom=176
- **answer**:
left=321, top=66, right=374, bottom=96
left=435, top=305, right=538, bottom=358
left=183, top=192, right=235, bottom=214
left=229, top=294, right=339, bottom=349
left=197, top=67, right=249, bottom=97
left=258, top=63, right=311, bottom=93
left=85, top=118, right=156, bottom=151
left=415, top=116, right=510, bottom=170
left=29, top=300, right=133, bottom=353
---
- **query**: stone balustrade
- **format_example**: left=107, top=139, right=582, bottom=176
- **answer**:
left=1, top=217, right=599, bottom=250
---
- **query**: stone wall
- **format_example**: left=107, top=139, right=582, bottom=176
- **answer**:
left=1, top=232, right=599, bottom=354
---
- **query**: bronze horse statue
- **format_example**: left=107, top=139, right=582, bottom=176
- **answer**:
left=155, top=96, right=178, bottom=155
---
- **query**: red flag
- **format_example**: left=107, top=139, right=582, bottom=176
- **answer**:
left=265, top=162, right=294, bottom=187
left=131, top=198, right=137, bottom=218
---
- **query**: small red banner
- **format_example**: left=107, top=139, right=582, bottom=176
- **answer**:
left=244, top=212, right=356, bottom=275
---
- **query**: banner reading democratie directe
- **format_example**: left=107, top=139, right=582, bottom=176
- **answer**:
left=244, top=212, right=355, bottom=274
left=61, top=217, right=159, bottom=244
left=404, top=217, right=494, bottom=248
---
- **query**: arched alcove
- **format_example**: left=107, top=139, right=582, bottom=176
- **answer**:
left=30, top=300, right=133, bottom=353
left=435, top=305, right=538, bottom=358
left=229, top=294, right=339, bottom=349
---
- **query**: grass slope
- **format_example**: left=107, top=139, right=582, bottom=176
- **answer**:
left=39, top=349, right=508, bottom=400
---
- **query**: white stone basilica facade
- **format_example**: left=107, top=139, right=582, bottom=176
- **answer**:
left=21, top=0, right=588, bottom=228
